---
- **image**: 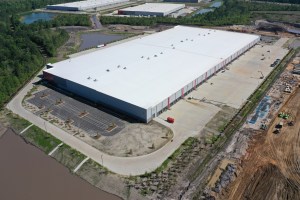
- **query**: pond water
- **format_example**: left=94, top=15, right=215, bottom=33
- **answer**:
left=192, top=1, right=222, bottom=16
left=193, top=8, right=214, bottom=16
left=0, top=130, right=121, bottom=200
left=210, top=1, right=222, bottom=8
left=22, top=12, right=56, bottom=24
left=80, top=33, right=126, bottom=51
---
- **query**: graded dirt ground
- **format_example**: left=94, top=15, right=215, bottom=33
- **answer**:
left=220, top=86, right=300, bottom=200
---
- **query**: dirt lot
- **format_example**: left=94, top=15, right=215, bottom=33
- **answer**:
left=78, top=121, right=172, bottom=157
left=219, top=86, right=300, bottom=200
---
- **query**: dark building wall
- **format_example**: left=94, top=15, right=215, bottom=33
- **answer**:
left=46, top=6, right=79, bottom=11
left=120, top=10, right=164, bottom=16
left=43, top=72, right=149, bottom=122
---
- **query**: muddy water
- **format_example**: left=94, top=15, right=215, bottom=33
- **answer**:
left=0, top=130, right=121, bottom=200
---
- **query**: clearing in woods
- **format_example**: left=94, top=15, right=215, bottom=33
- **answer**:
left=221, top=86, right=300, bottom=200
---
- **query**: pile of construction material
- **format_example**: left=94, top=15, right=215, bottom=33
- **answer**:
left=293, top=64, right=300, bottom=75
left=213, top=164, right=236, bottom=193
left=283, top=83, right=292, bottom=93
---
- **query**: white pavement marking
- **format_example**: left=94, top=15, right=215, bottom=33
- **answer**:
left=73, top=157, right=89, bottom=173
left=48, top=143, right=64, bottom=156
left=20, top=124, right=33, bottom=135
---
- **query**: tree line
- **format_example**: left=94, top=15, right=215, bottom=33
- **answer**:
left=254, top=0, right=300, bottom=4
left=0, top=0, right=81, bottom=19
left=101, top=0, right=300, bottom=26
left=0, top=0, right=91, bottom=108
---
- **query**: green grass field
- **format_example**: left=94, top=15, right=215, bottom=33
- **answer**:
left=23, top=125, right=62, bottom=154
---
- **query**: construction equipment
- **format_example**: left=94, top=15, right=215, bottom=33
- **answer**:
left=283, top=114, right=290, bottom=119
left=260, top=123, right=268, bottom=130
left=273, top=128, right=281, bottom=134
left=278, top=112, right=290, bottom=119
left=275, top=121, right=283, bottom=129
left=288, top=121, right=294, bottom=126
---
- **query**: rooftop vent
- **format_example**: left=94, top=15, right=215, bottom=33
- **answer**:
left=172, top=47, right=175, bottom=49
left=87, top=76, right=91, bottom=80
left=141, top=56, right=144, bottom=58
left=106, top=69, right=110, bottom=72
left=117, top=65, right=121, bottom=68
left=94, top=79, right=97, bottom=82
left=186, top=38, right=188, bottom=41
left=154, top=55, right=157, bottom=57
left=171, top=44, right=174, bottom=46
left=123, top=67, right=127, bottom=69
left=160, top=52, right=163, bottom=54
left=181, top=40, right=183, bottom=42
left=147, top=57, right=150, bottom=60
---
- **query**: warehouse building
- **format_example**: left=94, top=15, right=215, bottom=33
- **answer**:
left=47, top=0, right=129, bottom=11
left=118, top=3, right=185, bottom=17
left=43, top=26, right=260, bottom=123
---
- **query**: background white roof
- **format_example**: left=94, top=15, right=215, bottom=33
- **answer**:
left=47, top=0, right=128, bottom=10
left=45, top=26, right=259, bottom=109
left=119, top=3, right=185, bottom=14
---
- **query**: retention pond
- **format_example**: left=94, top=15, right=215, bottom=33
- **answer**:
left=21, top=12, right=56, bottom=24
left=0, top=130, right=121, bottom=200
left=80, top=32, right=125, bottom=51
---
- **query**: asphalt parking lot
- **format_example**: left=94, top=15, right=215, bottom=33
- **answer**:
left=27, top=88, right=125, bottom=137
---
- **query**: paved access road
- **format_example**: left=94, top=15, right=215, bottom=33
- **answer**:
left=91, top=14, right=102, bottom=29
left=7, top=68, right=193, bottom=176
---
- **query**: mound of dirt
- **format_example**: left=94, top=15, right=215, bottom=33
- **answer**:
left=244, top=164, right=300, bottom=200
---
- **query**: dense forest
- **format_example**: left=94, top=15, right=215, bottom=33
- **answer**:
left=0, top=0, right=90, bottom=108
left=243, top=1, right=300, bottom=10
left=255, top=0, right=300, bottom=4
left=101, top=0, right=300, bottom=26
left=0, top=0, right=81, bottom=19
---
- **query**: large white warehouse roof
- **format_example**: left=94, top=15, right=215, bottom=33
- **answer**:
left=119, top=3, right=185, bottom=16
left=44, top=26, right=259, bottom=111
left=47, top=0, right=129, bottom=11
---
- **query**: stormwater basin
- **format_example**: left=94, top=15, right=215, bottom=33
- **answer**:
left=0, top=130, right=121, bottom=200
left=21, top=12, right=56, bottom=24
left=80, top=33, right=125, bottom=51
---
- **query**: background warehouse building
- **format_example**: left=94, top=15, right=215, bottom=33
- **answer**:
left=118, top=3, right=185, bottom=17
left=44, top=26, right=260, bottom=123
left=47, top=0, right=129, bottom=11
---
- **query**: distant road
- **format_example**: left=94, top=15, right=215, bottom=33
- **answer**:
left=91, top=14, right=102, bottom=29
